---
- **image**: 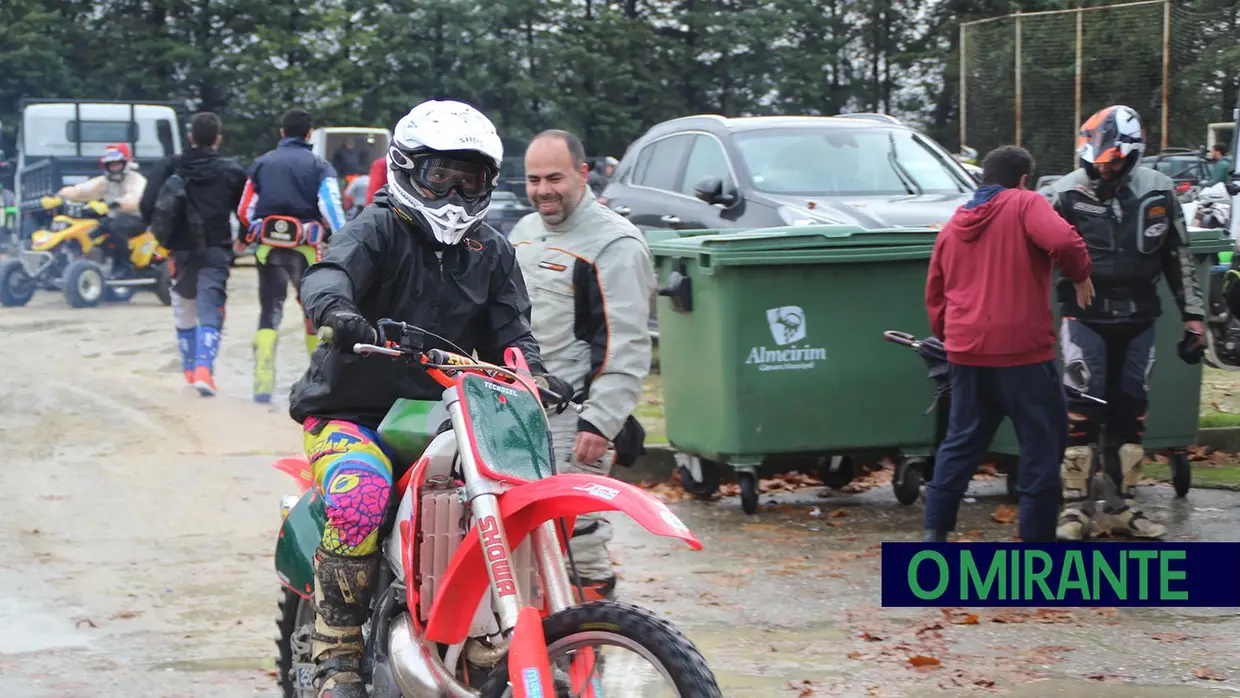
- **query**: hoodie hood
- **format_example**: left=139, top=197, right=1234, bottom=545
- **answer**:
left=948, top=185, right=1015, bottom=242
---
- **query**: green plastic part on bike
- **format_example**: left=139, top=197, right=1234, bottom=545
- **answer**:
left=460, top=373, right=555, bottom=481
left=275, top=489, right=328, bottom=597
left=378, top=398, right=446, bottom=468
left=1221, top=250, right=1233, bottom=266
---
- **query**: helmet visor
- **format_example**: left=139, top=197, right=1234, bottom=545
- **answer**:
left=389, top=147, right=492, bottom=201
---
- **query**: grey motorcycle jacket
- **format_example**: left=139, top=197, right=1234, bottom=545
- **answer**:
left=1051, top=166, right=1206, bottom=323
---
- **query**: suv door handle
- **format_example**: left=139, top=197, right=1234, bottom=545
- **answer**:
left=660, top=215, right=681, bottom=225
left=612, top=205, right=632, bottom=216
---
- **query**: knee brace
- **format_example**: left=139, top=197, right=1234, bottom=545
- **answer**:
left=171, top=290, right=197, bottom=330
left=1118, top=443, right=1145, bottom=497
left=1061, top=446, right=1093, bottom=500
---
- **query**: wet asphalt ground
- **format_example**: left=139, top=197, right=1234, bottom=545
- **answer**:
left=1, top=263, right=1238, bottom=696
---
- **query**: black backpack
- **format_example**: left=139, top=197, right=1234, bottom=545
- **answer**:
left=149, top=156, right=205, bottom=250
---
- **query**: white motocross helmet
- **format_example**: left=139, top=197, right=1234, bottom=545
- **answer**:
left=386, top=100, right=504, bottom=245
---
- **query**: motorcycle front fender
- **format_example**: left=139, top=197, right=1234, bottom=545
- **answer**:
left=273, top=455, right=314, bottom=493
left=423, top=473, right=701, bottom=645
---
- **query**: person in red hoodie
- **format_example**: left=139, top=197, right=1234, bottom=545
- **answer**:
left=923, top=145, right=1094, bottom=542
left=364, top=154, right=387, bottom=205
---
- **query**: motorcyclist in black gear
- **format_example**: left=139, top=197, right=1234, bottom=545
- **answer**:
left=286, top=99, right=570, bottom=698
left=1049, top=105, right=1207, bottom=541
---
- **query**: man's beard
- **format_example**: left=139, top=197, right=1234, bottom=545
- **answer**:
left=534, top=192, right=579, bottom=225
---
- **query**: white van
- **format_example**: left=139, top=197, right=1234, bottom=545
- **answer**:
left=15, top=100, right=186, bottom=224
left=310, top=126, right=391, bottom=176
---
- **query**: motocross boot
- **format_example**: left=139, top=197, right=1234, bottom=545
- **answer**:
left=311, top=547, right=379, bottom=698
left=1105, top=444, right=1166, bottom=539
left=191, top=325, right=221, bottom=397
left=252, top=329, right=278, bottom=403
left=1055, top=446, right=1096, bottom=541
left=176, top=328, right=196, bottom=384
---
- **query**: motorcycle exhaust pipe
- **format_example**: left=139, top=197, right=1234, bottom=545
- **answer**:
left=105, top=278, right=156, bottom=286
left=388, top=612, right=476, bottom=698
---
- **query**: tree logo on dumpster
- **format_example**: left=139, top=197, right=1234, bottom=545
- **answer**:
left=745, top=306, right=826, bottom=371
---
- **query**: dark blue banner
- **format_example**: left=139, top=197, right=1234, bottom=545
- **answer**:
left=881, top=542, right=1240, bottom=607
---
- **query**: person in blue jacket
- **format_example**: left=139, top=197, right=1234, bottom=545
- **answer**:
left=237, top=109, right=346, bottom=403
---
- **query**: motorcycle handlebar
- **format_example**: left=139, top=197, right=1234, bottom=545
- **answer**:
left=315, top=325, right=577, bottom=411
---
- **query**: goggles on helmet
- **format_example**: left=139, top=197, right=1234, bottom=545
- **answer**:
left=389, top=146, right=493, bottom=201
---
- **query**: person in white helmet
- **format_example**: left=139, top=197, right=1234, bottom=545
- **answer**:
left=286, top=100, right=572, bottom=698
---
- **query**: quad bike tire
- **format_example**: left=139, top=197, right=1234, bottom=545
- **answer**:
left=0, top=258, right=36, bottom=307
left=153, top=260, right=173, bottom=306
left=62, top=258, right=106, bottom=308
left=478, top=601, right=722, bottom=698
left=275, top=587, right=315, bottom=698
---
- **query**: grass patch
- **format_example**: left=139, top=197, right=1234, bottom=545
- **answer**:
left=1144, top=460, right=1240, bottom=489
left=634, top=373, right=667, bottom=446
left=1199, top=411, right=1240, bottom=428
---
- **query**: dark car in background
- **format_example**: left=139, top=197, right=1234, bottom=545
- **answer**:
left=598, top=114, right=976, bottom=237
left=486, top=190, right=533, bottom=236
left=1142, top=148, right=1210, bottom=197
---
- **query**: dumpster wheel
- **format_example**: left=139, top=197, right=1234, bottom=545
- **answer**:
left=817, top=455, right=856, bottom=490
left=893, top=457, right=926, bottom=505
left=675, top=455, right=721, bottom=500
left=739, top=472, right=760, bottom=515
left=1170, top=449, right=1191, bottom=498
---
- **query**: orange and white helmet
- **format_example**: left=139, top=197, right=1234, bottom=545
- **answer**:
left=1076, top=106, right=1145, bottom=177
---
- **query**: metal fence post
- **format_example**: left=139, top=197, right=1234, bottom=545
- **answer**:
left=1015, top=9, right=1023, bottom=147
left=1161, top=0, right=1171, bottom=151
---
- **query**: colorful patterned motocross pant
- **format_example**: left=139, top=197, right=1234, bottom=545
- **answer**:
left=303, top=418, right=394, bottom=557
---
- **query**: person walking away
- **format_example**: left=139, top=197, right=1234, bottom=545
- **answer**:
left=587, top=156, right=618, bottom=195
left=1207, top=143, right=1233, bottom=187
left=237, top=109, right=347, bottom=403
left=923, top=146, right=1094, bottom=543
left=364, top=155, right=387, bottom=205
left=139, top=113, right=247, bottom=394
left=287, top=99, right=572, bottom=698
left=58, top=143, right=147, bottom=276
left=1051, top=105, right=1207, bottom=541
left=509, top=131, right=655, bottom=600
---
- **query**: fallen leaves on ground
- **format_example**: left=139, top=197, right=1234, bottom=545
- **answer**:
left=1151, top=632, right=1194, bottom=642
left=1194, top=667, right=1224, bottom=681
left=908, top=655, right=942, bottom=669
left=990, top=505, right=1018, bottom=524
left=788, top=679, right=816, bottom=696
left=940, top=608, right=979, bottom=625
left=639, top=478, right=695, bottom=503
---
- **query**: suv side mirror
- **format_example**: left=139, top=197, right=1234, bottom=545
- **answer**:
left=693, top=176, right=737, bottom=206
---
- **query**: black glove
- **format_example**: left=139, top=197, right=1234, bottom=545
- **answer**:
left=324, top=309, right=377, bottom=348
left=533, top=374, right=574, bottom=412
left=1178, top=329, right=1205, bottom=365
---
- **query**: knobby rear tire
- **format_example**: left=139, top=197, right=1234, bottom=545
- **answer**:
left=477, top=600, right=721, bottom=698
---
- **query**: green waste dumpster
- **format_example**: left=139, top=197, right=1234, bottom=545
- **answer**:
left=649, top=225, right=943, bottom=513
left=989, top=226, right=1232, bottom=498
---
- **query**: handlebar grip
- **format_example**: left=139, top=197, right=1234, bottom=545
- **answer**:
left=317, top=326, right=334, bottom=344
left=883, top=330, right=918, bottom=347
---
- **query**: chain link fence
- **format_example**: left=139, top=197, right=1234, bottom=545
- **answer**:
left=961, top=0, right=1235, bottom=177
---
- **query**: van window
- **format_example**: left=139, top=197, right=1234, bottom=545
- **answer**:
left=67, top=121, right=137, bottom=143
left=325, top=132, right=390, bottom=177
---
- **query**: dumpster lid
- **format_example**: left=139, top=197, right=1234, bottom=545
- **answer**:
left=1187, top=226, right=1233, bottom=254
left=647, top=225, right=938, bottom=256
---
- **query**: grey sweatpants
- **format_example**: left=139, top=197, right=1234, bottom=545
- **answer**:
left=549, top=409, right=615, bottom=581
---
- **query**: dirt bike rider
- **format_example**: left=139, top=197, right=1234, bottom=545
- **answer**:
left=237, top=109, right=348, bottom=403
left=1050, top=105, right=1207, bottom=541
left=56, top=143, right=148, bottom=274
left=287, top=99, right=573, bottom=698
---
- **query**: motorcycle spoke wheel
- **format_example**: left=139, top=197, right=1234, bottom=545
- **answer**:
left=478, top=601, right=721, bottom=698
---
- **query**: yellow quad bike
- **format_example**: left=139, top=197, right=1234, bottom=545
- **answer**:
left=0, top=196, right=172, bottom=308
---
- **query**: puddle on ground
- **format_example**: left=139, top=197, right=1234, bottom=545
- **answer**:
left=0, top=596, right=93, bottom=654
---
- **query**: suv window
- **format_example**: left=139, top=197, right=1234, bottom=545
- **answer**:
left=679, top=135, right=732, bottom=196
left=633, top=134, right=693, bottom=192
left=733, top=126, right=971, bottom=196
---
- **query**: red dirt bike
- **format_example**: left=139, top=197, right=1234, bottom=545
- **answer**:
left=272, top=319, right=721, bottom=697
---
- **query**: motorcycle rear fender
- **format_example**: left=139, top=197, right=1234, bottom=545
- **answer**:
left=273, top=456, right=314, bottom=494
left=274, top=487, right=326, bottom=599
left=423, top=474, right=701, bottom=645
